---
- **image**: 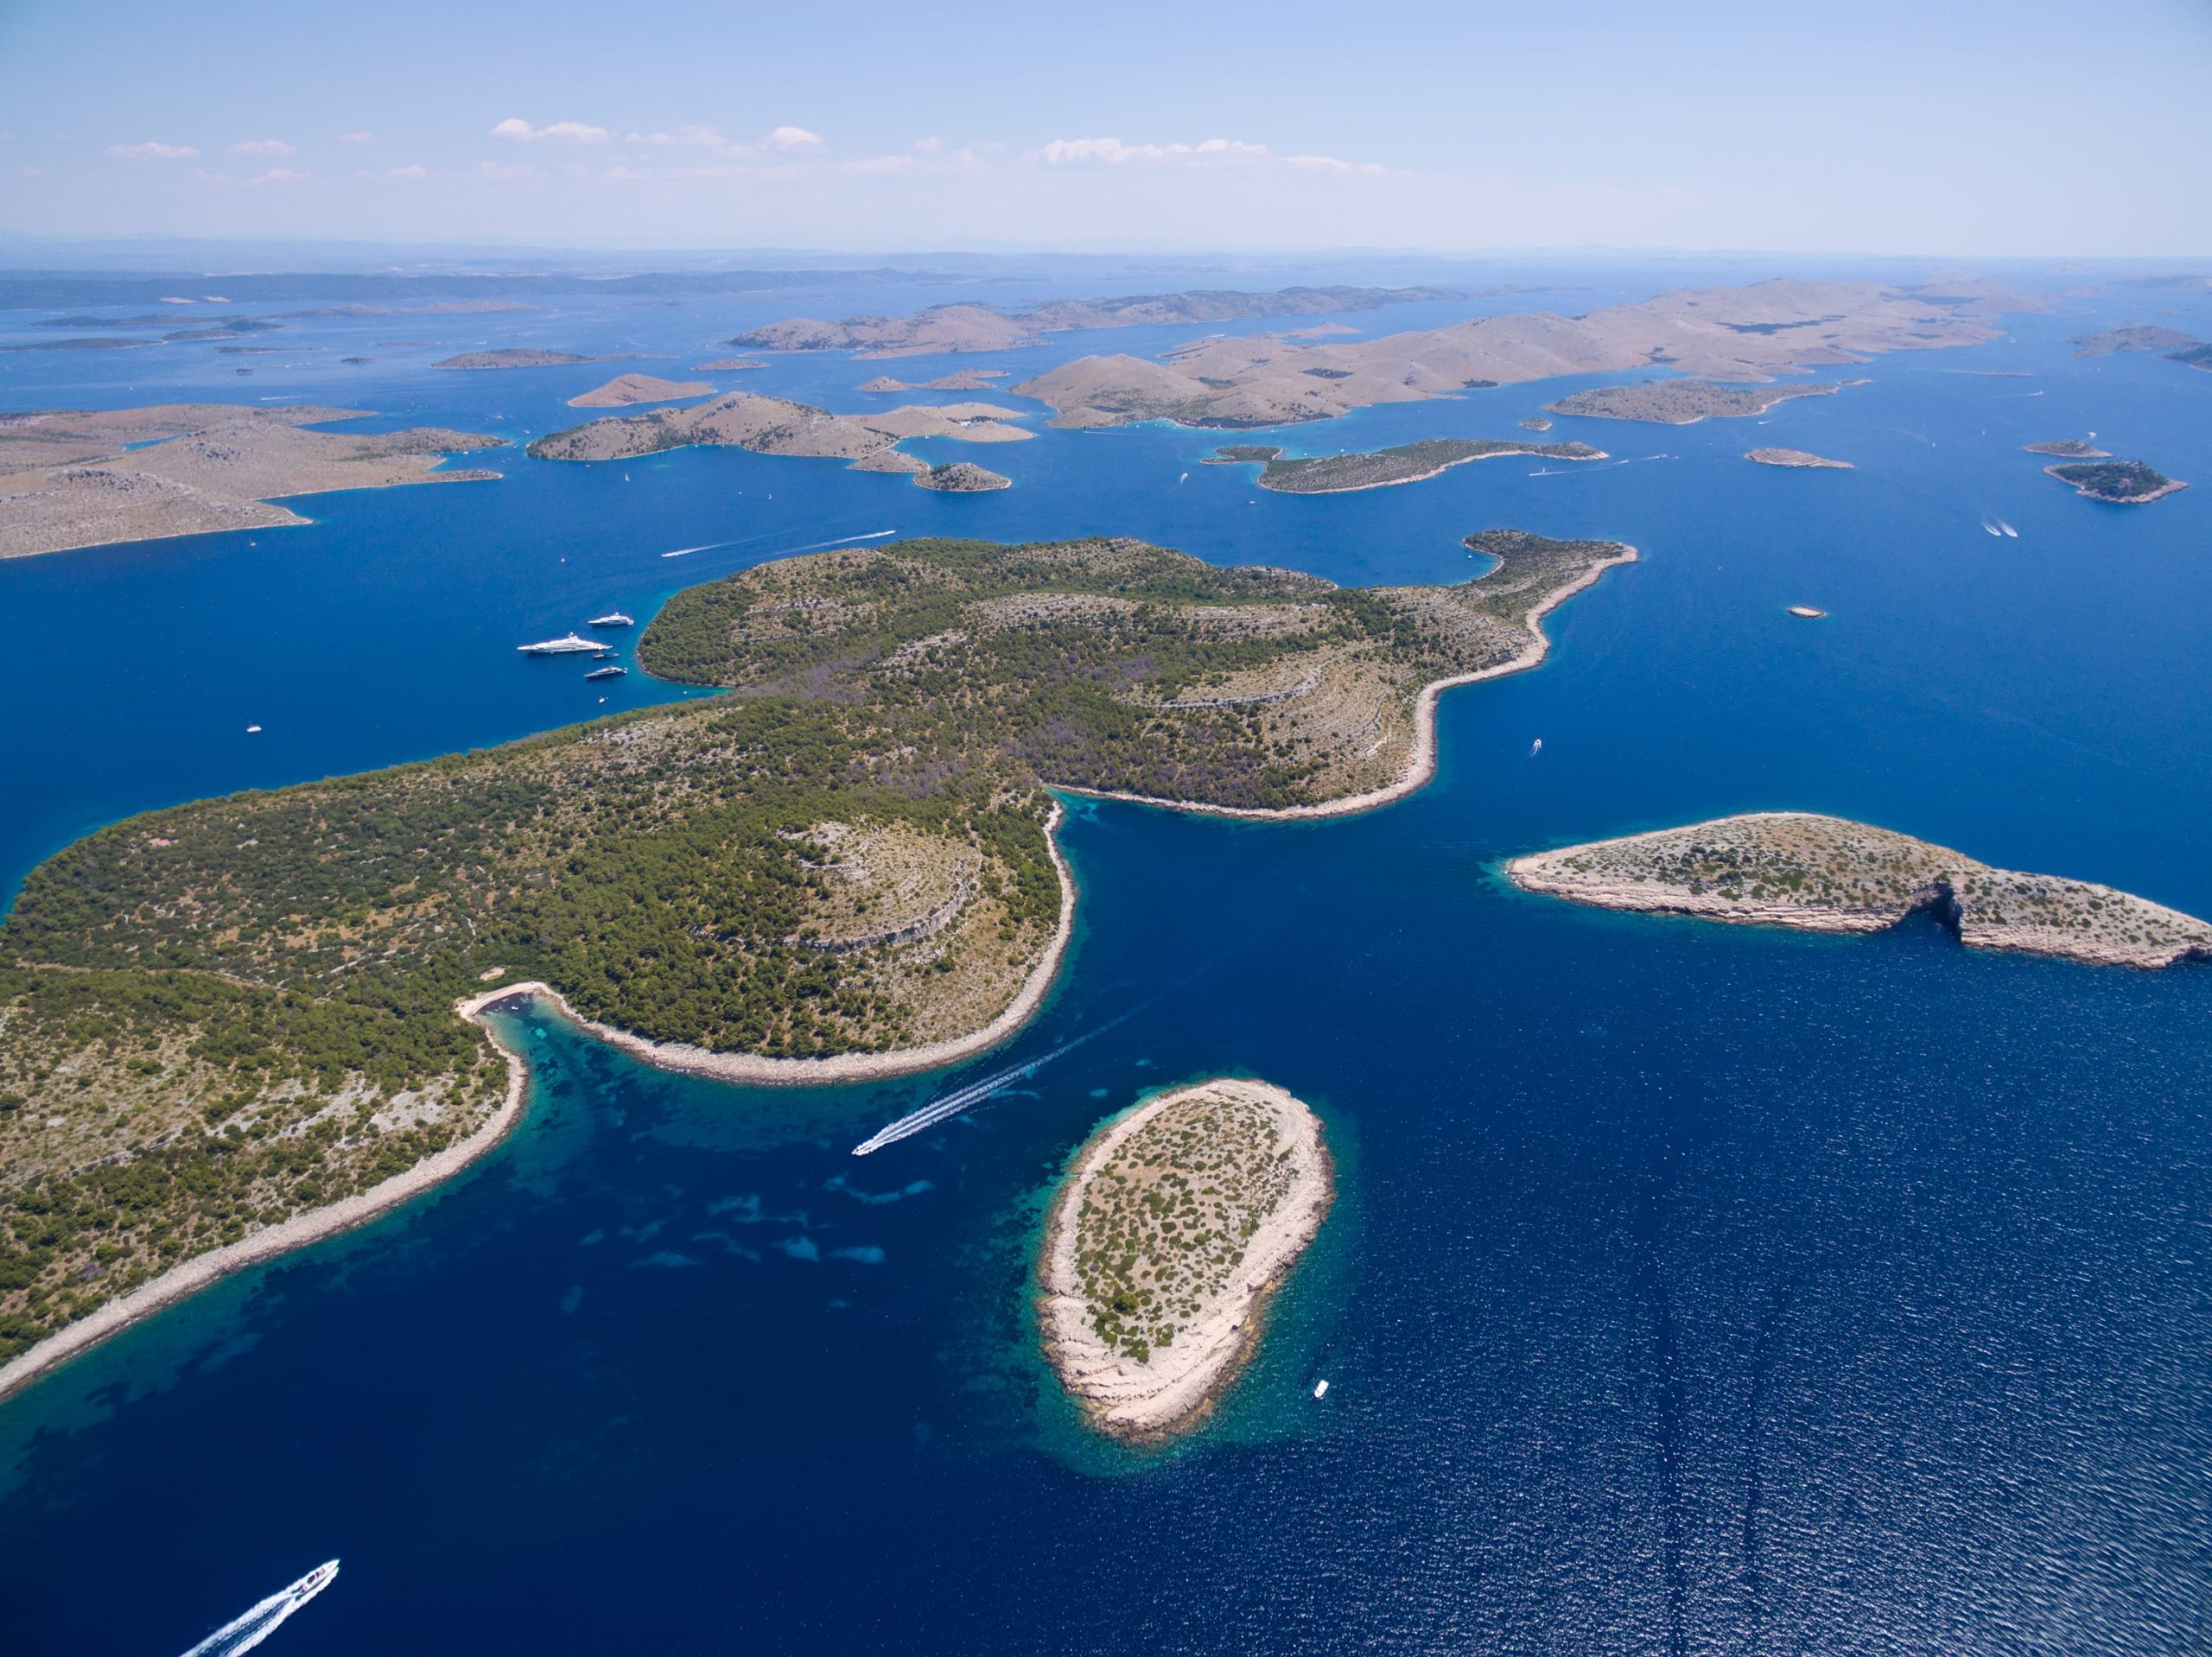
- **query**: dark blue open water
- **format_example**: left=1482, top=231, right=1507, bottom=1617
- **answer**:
left=3, top=264, right=2209, bottom=1653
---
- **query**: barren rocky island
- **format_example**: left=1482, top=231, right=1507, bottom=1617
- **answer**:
left=1039, top=1078, right=1332, bottom=1441
left=1507, top=812, right=2212, bottom=968
left=0, top=404, right=507, bottom=559
left=1207, top=436, right=1605, bottom=492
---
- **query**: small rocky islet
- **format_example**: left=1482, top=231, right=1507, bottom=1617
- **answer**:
left=1508, top=812, right=2212, bottom=968
left=1039, top=1078, right=1332, bottom=1442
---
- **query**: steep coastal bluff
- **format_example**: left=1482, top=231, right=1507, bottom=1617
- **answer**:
left=1507, top=813, right=2212, bottom=968
left=1039, top=1079, right=1332, bottom=1441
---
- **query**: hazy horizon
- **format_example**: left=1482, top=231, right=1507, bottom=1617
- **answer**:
left=3, top=0, right=2209, bottom=260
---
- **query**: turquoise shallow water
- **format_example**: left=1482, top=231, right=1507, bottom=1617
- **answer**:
left=3, top=266, right=2211, bottom=1653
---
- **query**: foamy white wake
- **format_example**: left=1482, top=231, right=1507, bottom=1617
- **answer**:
left=664, top=528, right=895, bottom=560
left=179, top=1585, right=313, bottom=1656
left=847, top=964, right=1212, bottom=1159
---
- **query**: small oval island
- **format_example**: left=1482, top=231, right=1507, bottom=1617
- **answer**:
left=1039, top=1077, right=1332, bottom=1442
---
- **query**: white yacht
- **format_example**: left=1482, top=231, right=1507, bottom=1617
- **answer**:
left=588, top=612, right=635, bottom=627
left=518, top=633, right=602, bottom=655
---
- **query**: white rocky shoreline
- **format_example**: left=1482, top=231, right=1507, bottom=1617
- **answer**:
left=1038, top=1078, right=1333, bottom=1443
left=0, top=1014, right=531, bottom=1406
left=1506, top=811, right=2212, bottom=969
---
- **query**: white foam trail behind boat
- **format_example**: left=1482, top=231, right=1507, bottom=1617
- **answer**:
left=852, top=994, right=1168, bottom=1155
left=664, top=529, right=894, bottom=560
left=179, top=1565, right=338, bottom=1657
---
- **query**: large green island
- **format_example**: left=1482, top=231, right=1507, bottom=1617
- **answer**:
left=1507, top=813, right=2212, bottom=968
left=1039, top=1077, right=1332, bottom=1442
left=0, top=529, right=1630, bottom=1391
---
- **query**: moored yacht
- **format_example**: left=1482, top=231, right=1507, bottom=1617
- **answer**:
left=518, top=633, right=602, bottom=655
left=589, top=612, right=635, bottom=626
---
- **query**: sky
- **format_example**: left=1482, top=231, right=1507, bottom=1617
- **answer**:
left=1, top=0, right=2209, bottom=257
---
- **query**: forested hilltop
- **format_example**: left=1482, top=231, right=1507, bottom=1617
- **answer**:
left=0, top=531, right=1626, bottom=1365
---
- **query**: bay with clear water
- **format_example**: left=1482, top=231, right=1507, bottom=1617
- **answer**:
left=3, top=264, right=2209, bottom=1653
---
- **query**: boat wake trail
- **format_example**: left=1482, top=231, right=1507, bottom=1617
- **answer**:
left=852, top=985, right=1185, bottom=1157
left=664, top=528, right=896, bottom=560
left=179, top=1563, right=339, bottom=1657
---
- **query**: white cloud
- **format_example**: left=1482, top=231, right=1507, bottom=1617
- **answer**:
left=1039, top=136, right=1386, bottom=176
left=109, top=140, right=200, bottom=161
left=1284, top=153, right=1389, bottom=176
left=478, top=159, right=538, bottom=181
left=626, top=124, right=731, bottom=149
left=386, top=163, right=429, bottom=179
left=248, top=167, right=313, bottom=187
left=846, top=154, right=915, bottom=175
left=1039, top=136, right=1271, bottom=168
left=492, top=117, right=610, bottom=144
left=338, top=131, right=376, bottom=143
left=622, top=124, right=823, bottom=160
left=912, top=136, right=944, bottom=152
left=228, top=138, right=295, bottom=157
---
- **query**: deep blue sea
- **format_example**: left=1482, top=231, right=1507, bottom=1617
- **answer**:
left=3, top=261, right=2210, bottom=1654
